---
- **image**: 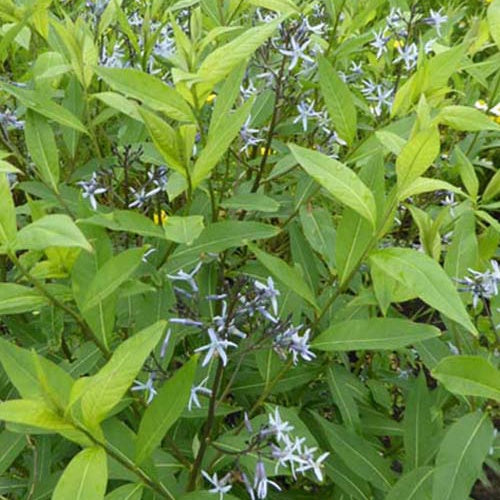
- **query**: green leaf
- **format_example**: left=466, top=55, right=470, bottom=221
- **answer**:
left=483, top=168, right=500, bottom=202
left=313, top=318, right=440, bottom=351
left=138, top=107, right=186, bottom=175
left=326, top=365, right=360, bottom=431
left=488, top=0, right=500, bottom=50
left=454, top=147, right=479, bottom=199
left=385, top=466, right=434, bottom=500
left=299, top=206, right=336, bottom=271
left=135, top=356, right=197, bottom=464
left=24, top=110, right=59, bottom=192
left=318, top=56, right=357, bottom=145
left=403, top=375, right=435, bottom=471
left=398, top=177, right=463, bottom=201
left=444, top=211, right=478, bottom=279
left=432, top=412, right=494, bottom=500
left=0, top=337, right=74, bottom=409
left=249, top=243, right=318, bottom=309
left=81, top=210, right=164, bottom=239
left=76, top=321, right=166, bottom=425
left=81, top=247, right=145, bottom=311
left=369, top=248, right=477, bottom=336
left=165, top=221, right=280, bottom=273
left=163, top=215, right=205, bottom=245
left=209, top=63, right=246, bottom=136
left=438, top=106, right=500, bottom=131
left=0, top=82, right=87, bottom=133
left=15, top=214, right=92, bottom=252
left=432, top=355, right=500, bottom=401
left=0, top=283, right=47, bottom=314
left=0, top=431, right=25, bottom=475
left=95, top=67, right=194, bottom=122
left=221, top=193, right=280, bottom=212
left=312, top=411, right=395, bottom=491
left=192, top=98, right=253, bottom=188
left=53, top=447, right=107, bottom=500
left=0, top=399, right=74, bottom=431
left=195, top=19, right=280, bottom=87
left=105, top=484, right=143, bottom=500
left=396, top=128, right=440, bottom=191
left=289, top=144, right=377, bottom=228
left=247, top=0, right=299, bottom=14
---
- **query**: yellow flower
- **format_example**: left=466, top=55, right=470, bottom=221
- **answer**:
left=259, top=146, right=273, bottom=156
left=153, top=210, right=167, bottom=225
left=206, top=93, right=217, bottom=104
left=393, top=40, right=404, bottom=49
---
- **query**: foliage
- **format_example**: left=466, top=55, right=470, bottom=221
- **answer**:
left=0, top=0, right=499, bottom=499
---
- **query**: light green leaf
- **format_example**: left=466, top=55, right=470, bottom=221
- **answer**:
left=299, top=206, right=336, bottom=271
left=82, top=247, right=145, bottom=311
left=398, top=177, right=463, bottom=201
left=76, top=321, right=165, bottom=425
left=312, top=412, right=395, bottom=491
left=15, top=214, right=92, bottom=252
left=196, top=19, right=280, bottom=87
left=221, top=193, right=280, bottom=212
left=444, top=211, right=478, bottom=279
left=0, top=399, right=74, bottom=431
left=432, top=355, right=500, bottom=401
left=438, top=106, right=500, bottom=131
left=396, top=128, right=440, bottom=191
left=163, top=215, right=205, bottom=245
left=24, top=110, right=59, bottom=192
left=375, top=130, right=406, bottom=155
left=95, top=66, right=194, bottom=122
left=105, top=484, right=143, bottom=500
left=318, top=56, right=357, bottom=145
left=0, top=431, right=25, bottom=475
left=432, top=412, right=494, bottom=500
left=192, top=98, right=253, bottom=188
left=93, top=92, right=142, bottom=121
left=454, top=147, right=479, bottom=199
left=53, top=447, right=107, bottom=500
left=138, top=107, right=186, bottom=175
left=249, top=243, right=318, bottom=309
left=385, top=467, right=433, bottom=500
left=0, top=337, right=74, bottom=409
left=312, top=318, right=440, bottom=351
left=289, top=144, right=377, bottom=228
left=0, top=283, right=47, bottom=314
left=166, top=221, right=280, bottom=273
left=247, top=0, right=299, bottom=14
left=0, top=82, right=87, bottom=133
left=483, top=168, right=500, bottom=202
left=135, top=356, right=197, bottom=464
left=326, top=365, right=360, bottom=432
left=369, top=248, right=477, bottom=335
left=488, top=0, right=500, bottom=50
left=403, top=375, right=435, bottom=471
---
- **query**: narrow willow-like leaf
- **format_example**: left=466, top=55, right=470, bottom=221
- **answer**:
left=24, top=110, right=59, bottom=192
left=82, top=247, right=144, bottom=311
left=77, top=321, right=165, bottom=425
left=163, top=216, right=205, bottom=245
left=385, top=466, right=434, bottom=500
left=326, top=365, right=360, bottom=431
left=249, top=243, right=318, bottom=309
left=53, top=447, right=107, bottom=500
left=318, top=56, right=357, bottom=145
left=489, top=0, right=500, bottom=49
left=396, top=127, right=440, bottom=191
left=432, top=355, right=500, bottom=401
left=313, top=318, right=440, bottom=351
left=432, top=412, right=494, bottom=500
left=15, top=214, right=92, bottom=252
left=96, top=66, right=194, bottom=122
left=135, top=356, right=197, bottom=464
left=438, top=105, right=500, bottom=131
left=312, top=412, right=395, bottom=491
left=369, top=248, right=477, bottom=335
left=0, top=283, right=47, bottom=314
left=289, top=144, right=377, bottom=228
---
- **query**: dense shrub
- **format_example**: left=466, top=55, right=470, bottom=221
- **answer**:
left=0, top=0, right=499, bottom=499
